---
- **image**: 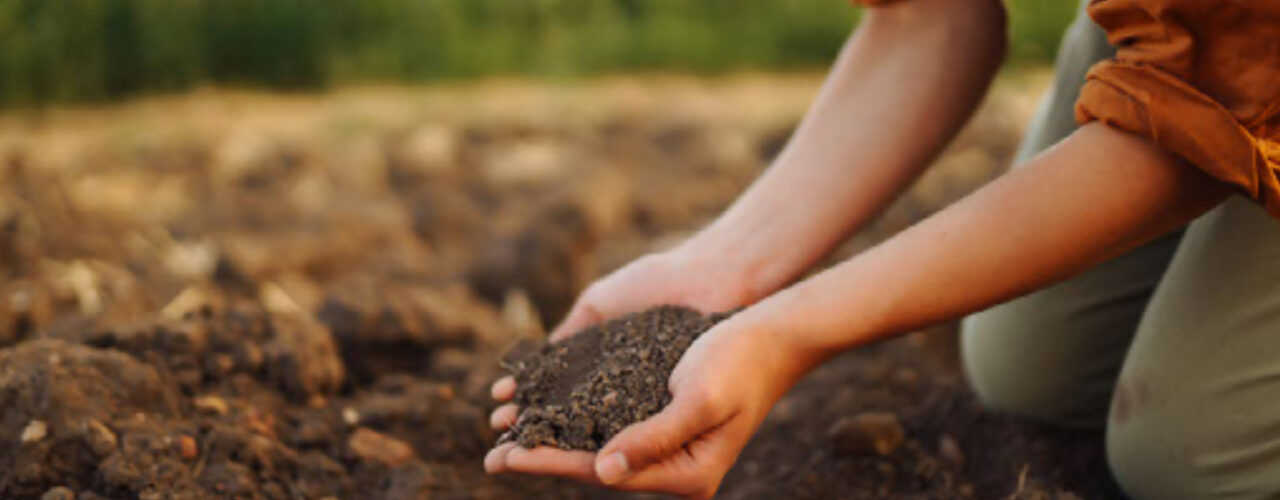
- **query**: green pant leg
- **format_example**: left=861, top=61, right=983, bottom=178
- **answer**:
left=959, top=0, right=1185, bottom=428
left=1010, top=0, right=1115, bottom=165
left=961, top=229, right=1182, bottom=428
left=1107, top=198, right=1280, bottom=499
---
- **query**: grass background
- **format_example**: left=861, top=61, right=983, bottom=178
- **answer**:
left=0, top=0, right=1077, bottom=108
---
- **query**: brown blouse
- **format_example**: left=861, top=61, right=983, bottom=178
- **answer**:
left=854, top=0, right=1280, bottom=219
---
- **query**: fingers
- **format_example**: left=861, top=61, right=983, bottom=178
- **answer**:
left=484, top=442, right=518, bottom=473
left=489, top=424, right=739, bottom=499
left=609, top=439, right=714, bottom=498
left=502, top=446, right=599, bottom=482
left=594, top=394, right=728, bottom=485
left=549, top=300, right=603, bottom=342
left=489, top=404, right=519, bottom=431
left=619, top=411, right=756, bottom=499
left=489, top=378, right=520, bottom=432
left=488, top=414, right=746, bottom=500
left=490, top=376, right=516, bottom=401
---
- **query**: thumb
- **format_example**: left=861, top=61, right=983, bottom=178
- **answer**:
left=549, top=300, right=603, bottom=342
left=594, top=394, right=722, bottom=485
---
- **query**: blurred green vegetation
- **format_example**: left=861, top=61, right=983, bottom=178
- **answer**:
left=0, top=0, right=1076, bottom=108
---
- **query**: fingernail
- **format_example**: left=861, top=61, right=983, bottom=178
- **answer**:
left=596, top=452, right=630, bottom=484
left=483, top=448, right=503, bottom=474
left=491, top=377, right=516, bottom=400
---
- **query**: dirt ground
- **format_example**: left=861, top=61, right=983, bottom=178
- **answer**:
left=0, top=73, right=1122, bottom=499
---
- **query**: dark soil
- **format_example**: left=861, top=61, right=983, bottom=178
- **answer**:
left=718, top=330, right=1115, bottom=500
left=0, top=80, right=1123, bottom=499
left=499, top=306, right=729, bottom=450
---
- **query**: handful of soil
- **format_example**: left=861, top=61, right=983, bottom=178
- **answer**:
left=497, top=305, right=731, bottom=451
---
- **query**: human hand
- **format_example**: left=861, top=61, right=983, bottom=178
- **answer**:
left=488, top=244, right=759, bottom=431
left=550, top=243, right=760, bottom=342
left=485, top=310, right=813, bottom=499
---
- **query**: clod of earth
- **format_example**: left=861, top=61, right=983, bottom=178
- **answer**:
left=498, top=305, right=731, bottom=451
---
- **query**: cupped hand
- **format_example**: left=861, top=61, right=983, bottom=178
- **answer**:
left=487, top=246, right=758, bottom=432
left=486, top=310, right=812, bottom=499
left=549, top=246, right=758, bottom=342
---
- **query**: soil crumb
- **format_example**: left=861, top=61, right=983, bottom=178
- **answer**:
left=499, top=305, right=729, bottom=450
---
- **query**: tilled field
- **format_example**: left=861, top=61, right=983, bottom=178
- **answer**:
left=0, top=75, right=1119, bottom=499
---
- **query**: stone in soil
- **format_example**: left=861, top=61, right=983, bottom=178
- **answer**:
left=499, top=305, right=730, bottom=451
left=348, top=427, right=416, bottom=467
left=828, top=411, right=907, bottom=456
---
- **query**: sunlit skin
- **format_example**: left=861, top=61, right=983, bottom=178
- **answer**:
left=483, top=0, right=1231, bottom=498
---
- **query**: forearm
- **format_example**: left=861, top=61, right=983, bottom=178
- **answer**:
left=687, top=0, right=1007, bottom=301
left=748, top=124, right=1230, bottom=365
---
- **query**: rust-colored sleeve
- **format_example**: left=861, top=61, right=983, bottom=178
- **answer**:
left=1075, top=0, right=1280, bottom=218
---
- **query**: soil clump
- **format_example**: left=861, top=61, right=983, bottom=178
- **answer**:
left=499, top=305, right=729, bottom=450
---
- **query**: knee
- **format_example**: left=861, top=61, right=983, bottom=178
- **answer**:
left=1105, top=409, right=1198, bottom=499
left=1107, top=399, right=1163, bottom=499
left=1105, top=393, right=1280, bottom=499
left=961, top=313, right=1113, bottom=428
left=962, top=350, right=1092, bottom=427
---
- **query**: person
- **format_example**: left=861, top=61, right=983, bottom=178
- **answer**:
left=484, top=0, right=1280, bottom=497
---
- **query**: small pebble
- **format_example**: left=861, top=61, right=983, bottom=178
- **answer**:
left=827, top=412, right=905, bottom=456
left=81, top=419, right=118, bottom=456
left=348, top=427, right=416, bottom=467
left=341, top=407, right=360, bottom=426
left=194, top=395, right=229, bottom=415
left=21, top=420, right=48, bottom=443
left=177, top=434, right=198, bottom=460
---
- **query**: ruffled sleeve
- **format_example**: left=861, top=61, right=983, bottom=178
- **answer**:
left=1074, top=0, right=1280, bottom=218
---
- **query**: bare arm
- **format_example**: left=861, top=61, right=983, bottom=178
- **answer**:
left=750, top=123, right=1230, bottom=363
left=536, top=0, right=1010, bottom=341
left=690, top=0, right=1008, bottom=301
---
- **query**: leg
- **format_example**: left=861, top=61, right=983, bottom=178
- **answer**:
left=961, top=229, right=1181, bottom=427
left=1108, top=198, right=1280, bottom=499
left=959, top=0, right=1177, bottom=428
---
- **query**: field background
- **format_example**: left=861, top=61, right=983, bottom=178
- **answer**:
left=0, top=0, right=1076, bottom=108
